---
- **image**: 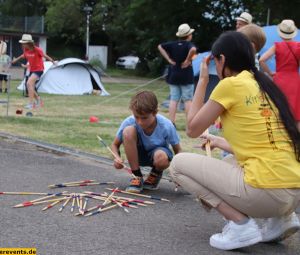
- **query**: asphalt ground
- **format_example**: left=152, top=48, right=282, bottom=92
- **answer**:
left=0, top=137, right=299, bottom=255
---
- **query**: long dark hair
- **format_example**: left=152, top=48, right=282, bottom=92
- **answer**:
left=211, top=31, right=300, bottom=161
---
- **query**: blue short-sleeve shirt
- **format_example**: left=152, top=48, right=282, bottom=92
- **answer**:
left=116, top=114, right=180, bottom=152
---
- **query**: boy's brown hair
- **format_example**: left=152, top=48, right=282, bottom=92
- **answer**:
left=129, top=91, right=158, bottom=114
left=238, top=24, right=266, bottom=53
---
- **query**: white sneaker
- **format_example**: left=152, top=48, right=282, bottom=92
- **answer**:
left=210, top=218, right=262, bottom=250
left=261, top=212, right=300, bottom=242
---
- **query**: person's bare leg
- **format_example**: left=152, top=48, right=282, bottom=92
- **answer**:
left=152, top=150, right=169, bottom=171
left=27, top=75, right=39, bottom=104
left=122, top=126, right=140, bottom=171
left=216, top=201, right=248, bottom=222
left=169, top=100, right=178, bottom=124
left=184, top=100, right=192, bottom=116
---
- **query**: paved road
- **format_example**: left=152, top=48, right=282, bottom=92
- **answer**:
left=0, top=138, right=299, bottom=255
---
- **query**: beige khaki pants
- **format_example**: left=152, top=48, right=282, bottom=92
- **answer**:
left=169, top=153, right=300, bottom=218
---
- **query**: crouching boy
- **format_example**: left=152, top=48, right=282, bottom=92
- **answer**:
left=111, top=91, right=181, bottom=193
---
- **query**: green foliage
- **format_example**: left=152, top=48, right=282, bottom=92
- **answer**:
left=2, top=0, right=299, bottom=75
left=0, top=0, right=47, bottom=16
left=89, top=57, right=104, bottom=70
left=45, top=0, right=84, bottom=43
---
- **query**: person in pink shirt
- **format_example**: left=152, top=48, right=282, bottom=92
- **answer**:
left=12, top=34, right=55, bottom=109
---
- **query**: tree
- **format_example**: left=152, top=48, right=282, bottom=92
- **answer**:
left=0, top=0, right=47, bottom=16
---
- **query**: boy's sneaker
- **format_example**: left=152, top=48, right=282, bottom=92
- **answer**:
left=143, top=170, right=162, bottom=190
left=210, top=218, right=262, bottom=250
left=125, top=177, right=143, bottom=193
left=261, top=212, right=300, bottom=242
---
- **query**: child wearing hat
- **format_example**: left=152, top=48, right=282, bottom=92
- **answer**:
left=111, top=90, right=181, bottom=193
left=158, top=23, right=197, bottom=127
left=259, top=19, right=300, bottom=131
left=12, top=34, right=55, bottom=109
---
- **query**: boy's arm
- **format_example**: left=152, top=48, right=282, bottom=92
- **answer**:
left=181, top=46, right=197, bottom=68
left=172, top=143, right=182, bottom=154
left=158, top=44, right=176, bottom=66
left=111, top=137, right=123, bottom=169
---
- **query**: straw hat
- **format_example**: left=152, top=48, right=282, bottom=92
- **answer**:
left=176, top=24, right=195, bottom=37
left=19, top=34, right=34, bottom=43
left=277, top=19, right=298, bottom=39
left=236, top=12, right=252, bottom=24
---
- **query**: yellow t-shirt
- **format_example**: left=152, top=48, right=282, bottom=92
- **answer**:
left=210, top=70, right=300, bottom=188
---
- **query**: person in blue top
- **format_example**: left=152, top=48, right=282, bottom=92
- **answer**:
left=158, top=23, right=197, bottom=126
left=111, top=90, right=182, bottom=193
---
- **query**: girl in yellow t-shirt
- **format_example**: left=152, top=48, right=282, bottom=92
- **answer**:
left=169, top=31, right=300, bottom=251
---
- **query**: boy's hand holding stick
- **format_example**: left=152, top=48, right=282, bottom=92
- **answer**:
left=97, top=135, right=137, bottom=179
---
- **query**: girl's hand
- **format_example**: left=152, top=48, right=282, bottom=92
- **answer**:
left=195, top=134, right=220, bottom=151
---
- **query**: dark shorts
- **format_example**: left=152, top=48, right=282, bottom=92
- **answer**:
left=0, top=74, right=7, bottom=81
left=136, top=131, right=173, bottom=167
left=29, top=71, right=43, bottom=78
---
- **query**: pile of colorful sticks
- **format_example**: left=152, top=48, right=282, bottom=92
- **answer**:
left=0, top=180, right=170, bottom=217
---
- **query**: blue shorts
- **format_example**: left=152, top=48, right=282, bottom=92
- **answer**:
left=29, top=71, right=43, bottom=78
left=136, top=131, right=173, bottom=167
left=169, top=84, right=194, bottom=101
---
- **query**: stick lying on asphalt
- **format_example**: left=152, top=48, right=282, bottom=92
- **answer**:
left=106, top=188, right=170, bottom=202
left=48, top=179, right=97, bottom=188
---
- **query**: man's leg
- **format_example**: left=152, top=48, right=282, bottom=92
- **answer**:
left=169, top=84, right=181, bottom=125
left=181, top=84, right=194, bottom=117
left=169, top=100, right=178, bottom=124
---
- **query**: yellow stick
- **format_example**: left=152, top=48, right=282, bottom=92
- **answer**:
left=14, top=197, right=68, bottom=208
left=42, top=200, right=62, bottom=211
left=101, top=187, right=118, bottom=206
left=203, top=129, right=211, bottom=157
left=84, top=204, right=118, bottom=217
left=59, top=197, right=72, bottom=212
left=70, top=194, right=76, bottom=212
left=106, top=188, right=170, bottom=202
left=48, top=179, right=97, bottom=188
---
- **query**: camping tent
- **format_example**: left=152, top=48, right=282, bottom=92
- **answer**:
left=18, top=58, right=109, bottom=96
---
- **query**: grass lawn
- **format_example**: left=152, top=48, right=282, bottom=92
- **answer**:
left=0, top=77, right=220, bottom=160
